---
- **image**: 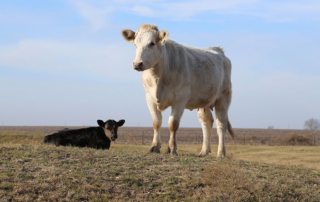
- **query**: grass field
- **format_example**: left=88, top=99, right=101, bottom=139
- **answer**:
left=112, top=144, right=320, bottom=170
left=1, top=126, right=319, bottom=146
left=1, top=130, right=320, bottom=201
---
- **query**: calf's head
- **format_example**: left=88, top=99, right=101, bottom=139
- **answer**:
left=121, top=24, right=169, bottom=71
left=97, top=119, right=125, bottom=141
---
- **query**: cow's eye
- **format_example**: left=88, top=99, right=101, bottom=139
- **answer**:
left=149, top=42, right=155, bottom=47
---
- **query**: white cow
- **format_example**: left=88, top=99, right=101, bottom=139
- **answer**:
left=121, top=24, right=234, bottom=157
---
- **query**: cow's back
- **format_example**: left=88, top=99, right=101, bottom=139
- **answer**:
left=163, top=40, right=231, bottom=109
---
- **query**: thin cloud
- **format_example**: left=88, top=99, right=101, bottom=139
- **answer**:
left=129, top=0, right=320, bottom=21
left=68, top=0, right=320, bottom=26
left=130, top=0, right=256, bottom=20
left=132, top=6, right=156, bottom=17
left=70, top=0, right=114, bottom=32
left=220, top=1, right=320, bottom=22
left=162, top=0, right=256, bottom=19
left=0, top=39, right=136, bottom=81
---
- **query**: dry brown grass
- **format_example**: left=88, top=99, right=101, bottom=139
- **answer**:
left=0, top=131, right=45, bottom=144
left=227, top=145, right=320, bottom=170
left=194, top=156, right=320, bottom=201
left=1, top=143, right=319, bottom=201
left=0, top=129, right=320, bottom=201
left=197, top=155, right=254, bottom=201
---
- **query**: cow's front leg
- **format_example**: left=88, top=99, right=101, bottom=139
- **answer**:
left=146, top=94, right=162, bottom=153
left=166, top=103, right=185, bottom=155
left=197, top=108, right=214, bottom=156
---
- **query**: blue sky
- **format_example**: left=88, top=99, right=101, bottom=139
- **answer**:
left=0, top=0, right=319, bottom=129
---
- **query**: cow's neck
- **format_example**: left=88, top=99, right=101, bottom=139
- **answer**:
left=148, top=51, right=168, bottom=84
left=149, top=61, right=163, bottom=80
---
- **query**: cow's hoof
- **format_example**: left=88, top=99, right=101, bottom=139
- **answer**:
left=199, top=151, right=210, bottom=156
left=216, top=155, right=225, bottom=159
left=216, top=152, right=225, bottom=158
left=149, top=146, right=160, bottom=153
left=166, top=147, right=177, bottom=155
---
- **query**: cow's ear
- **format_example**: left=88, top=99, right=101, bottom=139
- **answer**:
left=159, top=30, right=169, bottom=43
left=97, top=120, right=105, bottom=127
left=121, top=29, right=135, bottom=43
left=117, top=119, right=125, bottom=127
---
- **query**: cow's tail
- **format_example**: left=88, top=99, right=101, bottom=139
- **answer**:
left=227, top=120, right=235, bottom=140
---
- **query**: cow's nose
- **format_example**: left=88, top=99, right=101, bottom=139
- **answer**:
left=133, top=62, right=143, bottom=71
left=111, top=135, right=117, bottom=141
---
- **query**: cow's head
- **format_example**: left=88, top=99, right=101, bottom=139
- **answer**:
left=121, top=24, right=169, bottom=71
left=97, top=119, right=125, bottom=141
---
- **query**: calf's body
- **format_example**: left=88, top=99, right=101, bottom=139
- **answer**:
left=43, top=119, right=125, bottom=149
left=44, top=127, right=111, bottom=149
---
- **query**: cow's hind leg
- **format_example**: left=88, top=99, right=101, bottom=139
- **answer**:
left=215, top=91, right=232, bottom=158
left=146, top=95, right=162, bottom=153
left=198, top=108, right=214, bottom=156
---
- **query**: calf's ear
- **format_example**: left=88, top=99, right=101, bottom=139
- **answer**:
left=117, top=119, right=125, bottom=127
left=121, top=29, right=135, bottom=43
left=158, top=30, right=169, bottom=43
left=97, top=120, right=105, bottom=127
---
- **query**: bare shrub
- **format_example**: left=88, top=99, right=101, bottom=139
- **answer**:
left=250, top=135, right=257, bottom=145
left=240, top=137, right=245, bottom=145
left=267, top=125, right=274, bottom=129
left=260, top=138, right=267, bottom=145
left=279, top=133, right=312, bottom=146
left=240, top=134, right=248, bottom=145
left=232, top=133, right=237, bottom=141
left=296, top=134, right=311, bottom=145
left=270, top=138, right=277, bottom=145
left=141, top=131, right=146, bottom=145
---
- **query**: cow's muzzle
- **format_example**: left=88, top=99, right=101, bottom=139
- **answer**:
left=111, top=135, right=117, bottom=141
left=133, top=62, right=143, bottom=71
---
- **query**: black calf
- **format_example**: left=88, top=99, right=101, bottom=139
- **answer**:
left=43, top=119, right=125, bottom=149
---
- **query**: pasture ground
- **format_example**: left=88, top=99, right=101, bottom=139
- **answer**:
left=1, top=126, right=319, bottom=146
left=0, top=130, right=320, bottom=201
left=113, top=144, right=320, bottom=170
